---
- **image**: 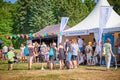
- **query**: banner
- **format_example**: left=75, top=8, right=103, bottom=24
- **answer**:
left=98, top=6, right=112, bottom=64
left=58, top=17, right=69, bottom=45
left=99, top=6, right=112, bottom=48
left=94, top=0, right=98, bottom=3
left=64, top=30, right=89, bottom=36
left=60, top=17, right=69, bottom=32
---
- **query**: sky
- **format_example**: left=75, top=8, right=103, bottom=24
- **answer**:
left=4, top=0, right=16, bottom=3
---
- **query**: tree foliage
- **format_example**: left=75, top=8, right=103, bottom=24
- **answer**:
left=51, top=0, right=95, bottom=27
left=14, top=0, right=56, bottom=34
left=0, top=0, right=17, bottom=46
left=0, top=0, right=120, bottom=48
left=108, top=0, right=120, bottom=15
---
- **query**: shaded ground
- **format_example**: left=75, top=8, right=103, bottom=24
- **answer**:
left=0, top=61, right=120, bottom=80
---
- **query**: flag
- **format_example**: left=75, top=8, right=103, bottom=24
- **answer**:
left=58, top=17, right=69, bottom=45
left=94, top=0, right=98, bottom=3
left=60, top=17, right=69, bottom=32
left=98, top=6, right=112, bottom=54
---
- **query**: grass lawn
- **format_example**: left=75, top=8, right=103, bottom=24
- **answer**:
left=0, top=60, right=120, bottom=80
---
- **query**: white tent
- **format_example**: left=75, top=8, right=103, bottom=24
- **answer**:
left=64, top=0, right=120, bottom=36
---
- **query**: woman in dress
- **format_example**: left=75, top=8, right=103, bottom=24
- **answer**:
left=58, top=43, right=65, bottom=70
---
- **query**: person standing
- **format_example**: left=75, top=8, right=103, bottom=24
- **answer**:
left=85, top=42, right=93, bottom=65
left=40, top=42, right=47, bottom=70
left=58, top=43, right=65, bottom=70
left=103, top=38, right=114, bottom=70
left=78, top=36, right=83, bottom=53
left=34, top=42, right=40, bottom=62
left=92, top=38, right=96, bottom=54
left=116, top=33, right=120, bottom=60
left=7, top=48, right=15, bottom=70
left=27, top=41, right=35, bottom=70
left=71, top=39, right=80, bottom=69
left=3, top=45, right=8, bottom=60
left=8, top=43, right=14, bottom=51
left=65, top=39, right=73, bottom=69
left=49, top=42, right=57, bottom=70
left=20, top=43, right=25, bottom=63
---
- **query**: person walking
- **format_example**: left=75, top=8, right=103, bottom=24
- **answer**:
left=103, top=38, right=114, bottom=70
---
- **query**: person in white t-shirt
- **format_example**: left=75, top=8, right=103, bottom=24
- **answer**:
left=78, top=36, right=83, bottom=53
left=3, top=45, right=8, bottom=60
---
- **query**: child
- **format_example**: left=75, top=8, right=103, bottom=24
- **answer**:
left=85, top=42, right=93, bottom=65
left=7, top=48, right=15, bottom=70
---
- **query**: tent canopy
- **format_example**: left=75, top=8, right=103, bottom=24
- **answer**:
left=64, top=0, right=120, bottom=36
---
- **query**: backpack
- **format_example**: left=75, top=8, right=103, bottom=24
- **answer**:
left=24, top=46, right=30, bottom=56
left=85, top=46, right=90, bottom=53
left=49, top=47, right=54, bottom=56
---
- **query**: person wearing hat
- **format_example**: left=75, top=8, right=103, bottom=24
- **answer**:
left=7, top=48, right=15, bottom=70
left=103, top=38, right=114, bottom=70
left=85, top=41, right=93, bottom=65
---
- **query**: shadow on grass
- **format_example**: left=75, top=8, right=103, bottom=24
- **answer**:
left=85, top=68, right=106, bottom=71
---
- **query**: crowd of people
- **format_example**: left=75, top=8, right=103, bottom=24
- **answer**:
left=0, top=34, right=120, bottom=71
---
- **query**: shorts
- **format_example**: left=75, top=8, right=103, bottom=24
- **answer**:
left=27, top=56, right=33, bottom=63
left=87, top=55, right=92, bottom=60
left=79, top=47, right=83, bottom=53
left=66, top=52, right=72, bottom=61
left=3, top=52, right=7, bottom=54
left=49, top=55, right=54, bottom=62
left=72, top=55, right=78, bottom=61
left=8, top=61, right=14, bottom=64
left=39, top=54, right=45, bottom=62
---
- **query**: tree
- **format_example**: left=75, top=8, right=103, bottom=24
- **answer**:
left=29, top=0, right=56, bottom=32
left=51, top=0, right=94, bottom=27
left=14, top=0, right=56, bottom=34
left=0, top=1, right=17, bottom=46
left=13, top=0, right=32, bottom=34
left=108, top=0, right=120, bottom=15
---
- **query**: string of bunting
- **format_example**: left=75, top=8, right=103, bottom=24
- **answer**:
left=3, top=32, right=63, bottom=39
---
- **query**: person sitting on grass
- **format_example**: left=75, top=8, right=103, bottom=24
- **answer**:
left=7, top=48, right=15, bottom=70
